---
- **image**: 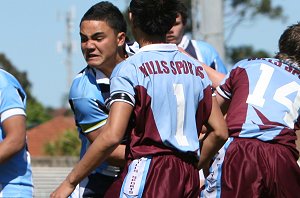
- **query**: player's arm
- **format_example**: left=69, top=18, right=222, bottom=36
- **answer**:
left=178, top=47, right=225, bottom=88
left=198, top=97, right=228, bottom=169
left=199, top=70, right=225, bottom=137
left=72, top=96, right=126, bottom=167
left=0, top=113, right=26, bottom=164
left=215, top=86, right=231, bottom=115
left=296, top=130, right=300, bottom=158
left=86, top=130, right=125, bottom=167
left=202, top=64, right=225, bottom=89
left=51, top=101, right=133, bottom=198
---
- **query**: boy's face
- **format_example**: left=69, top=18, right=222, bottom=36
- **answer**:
left=166, top=13, right=185, bottom=45
left=80, top=20, right=121, bottom=72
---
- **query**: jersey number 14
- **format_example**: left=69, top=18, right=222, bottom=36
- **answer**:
left=246, top=63, right=300, bottom=128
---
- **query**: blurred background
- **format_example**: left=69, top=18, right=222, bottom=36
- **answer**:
left=0, top=0, right=299, bottom=196
left=0, top=0, right=298, bottom=111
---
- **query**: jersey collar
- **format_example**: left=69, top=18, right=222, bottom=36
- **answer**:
left=91, top=67, right=109, bottom=84
left=138, top=43, right=178, bottom=53
left=178, top=35, right=190, bottom=49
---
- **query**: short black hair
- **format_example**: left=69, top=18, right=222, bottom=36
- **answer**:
left=275, top=22, right=300, bottom=65
left=80, top=1, right=127, bottom=34
left=129, top=0, right=179, bottom=36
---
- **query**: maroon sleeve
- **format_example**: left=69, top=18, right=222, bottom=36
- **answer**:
left=196, top=85, right=213, bottom=132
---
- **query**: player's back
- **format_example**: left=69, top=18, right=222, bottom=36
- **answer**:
left=220, top=58, right=300, bottom=154
left=110, top=44, right=213, bottom=159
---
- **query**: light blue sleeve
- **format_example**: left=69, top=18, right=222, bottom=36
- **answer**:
left=110, top=59, right=137, bottom=103
left=0, top=85, right=25, bottom=114
left=70, top=97, right=108, bottom=133
left=194, top=40, right=228, bottom=74
left=69, top=72, right=108, bottom=134
left=0, top=71, right=26, bottom=114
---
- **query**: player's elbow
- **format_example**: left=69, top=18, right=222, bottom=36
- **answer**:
left=214, top=127, right=228, bottom=143
left=108, top=134, right=123, bottom=146
left=0, top=139, right=26, bottom=163
left=101, top=126, right=124, bottom=147
left=15, top=140, right=26, bottom=152
left=7, top=133, right=26, bottom=152
left=10, top=137, right=26, bottom=155
left=206, top=120, right=229, bottom=143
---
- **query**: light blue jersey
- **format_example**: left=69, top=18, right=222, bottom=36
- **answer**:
left=108, top=44, right=213, bottom=159
left=0, top=69, right=33, bottom=197
left=178, top=35, right=228, bottom=74
left=69, top=66, right=121, bottom=197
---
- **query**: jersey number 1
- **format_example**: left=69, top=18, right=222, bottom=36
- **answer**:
left=173, top=84, right=189, bottom=146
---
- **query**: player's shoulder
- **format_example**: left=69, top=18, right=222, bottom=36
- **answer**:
left=125, top=41, right=140, bottom=56
left=0, top=69, right=19, bottom=89
left=111, top=58, right=136, bottom=78
left=72, top=66, right=93, bottom=85
left=191, top=40, right=216, bottom=52
left=235, top=58, right=278, bottom=68
left=0, top=69, right=9, bottom=85
left=192, top=39, right=212, bottom=47
left=69, top=66, right=99, bottom=98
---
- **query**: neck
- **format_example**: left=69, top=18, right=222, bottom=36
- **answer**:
left=101, top=49, right=126, bottom=77
left=134, top=28, right=165, bottom=47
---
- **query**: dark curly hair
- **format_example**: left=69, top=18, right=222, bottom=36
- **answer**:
left=129, top=0, right=179, bottom=36
left=275, top=22, right=300, bottom=66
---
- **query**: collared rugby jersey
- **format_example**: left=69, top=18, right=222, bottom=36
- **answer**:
left=217, top=58, right=300, bottom=157
left=69, top=66, right=121, bottom=177
left=108, top=43, right=213, bottom=160
left=0, top=69, right=33, bottom=197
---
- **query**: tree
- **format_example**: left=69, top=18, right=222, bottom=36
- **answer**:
left=44, top=129, right=81, bottom=156
left=178, top=0, right=285, bottom=40
left=26, top=98, right=52, bottom=128
left=224, top=0, right=285, bottom=63
left=0, top=53, right=52, bottom=128
left=224, top=0, right=286, bottom=41
left=226, top=45, right=271, bottom=64
left=176, top=0, right=285, bottom=64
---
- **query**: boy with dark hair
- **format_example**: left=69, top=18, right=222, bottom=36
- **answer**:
left=66, top=1, right=127, bottom=197
left=51, top=1, right=228, bottom=197
left=166, top=1, right=227, bottom=74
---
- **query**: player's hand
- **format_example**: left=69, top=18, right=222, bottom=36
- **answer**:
left=50, top=179, right=76, bottom=198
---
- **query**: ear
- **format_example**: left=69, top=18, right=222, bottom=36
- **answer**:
left=117, top=32, right=126, bottom=47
